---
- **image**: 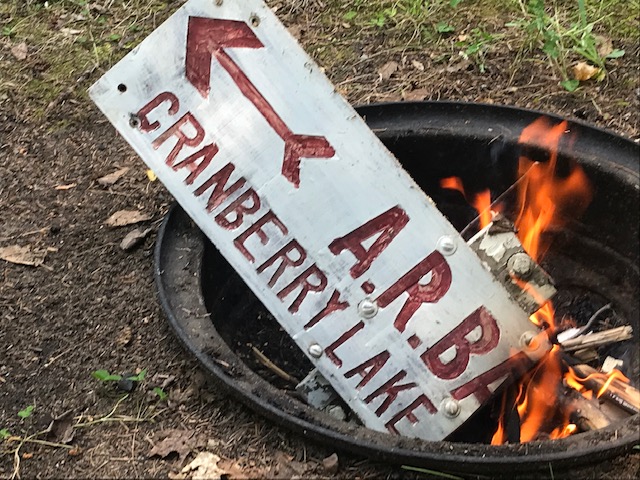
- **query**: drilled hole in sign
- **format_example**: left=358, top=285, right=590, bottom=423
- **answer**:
left=117, top=83, right=127, bottom=93
left=250, top=14, right=260, bottom=27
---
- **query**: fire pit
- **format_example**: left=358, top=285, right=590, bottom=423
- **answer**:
left=155, top=102, right=639, bottom=474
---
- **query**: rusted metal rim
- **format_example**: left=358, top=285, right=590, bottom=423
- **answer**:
left=154, top=102, right=639, bottom=475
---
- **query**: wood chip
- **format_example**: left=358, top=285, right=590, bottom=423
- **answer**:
left=11, top=42, right=28, bottom=61
left=322, top=453, right=339, bottom=474
left=0, top=244, right=47, bottom=267
left=97, top=167, right=129, bottom=186
left=54, top=183, right=77, bottom=190
left=411, top=59, right=425, bottom=71
left=378, top=61, right=399, bottom=81
left=105, top=210, right=151, bottom=227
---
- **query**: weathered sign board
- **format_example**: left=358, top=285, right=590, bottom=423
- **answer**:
left=90, top=0, right=551, bottom=440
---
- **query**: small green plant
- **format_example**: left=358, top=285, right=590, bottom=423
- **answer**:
left=152, top=387, right=168, bottom=400
left=92, top=368, right=147, bottom=383
left=436, top=21, right=455, bottom=34
left=0, top=428, right=11, bottom=440
left=509, top=0, right=625, bottom=91
left=456, top=28, right=502, bottom=73
left=18, top=405, right=34, bottom=419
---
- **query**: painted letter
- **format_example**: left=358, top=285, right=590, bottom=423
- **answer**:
left=257, top=240, right=306, bottom=287
left=422, top=306, right=501, bottom=380
left=215, top=188, right=260, bottom=230
left=277, top=264, right=327, bottom=313
left=137, top=92, right=179, bottom=132
left=385, top=395, right=437, bottom=434
left=173, top=143, right=219, bottom=185
left=377, top=251, right=452, bottom=333
left=152, top=112, right=205, bottom=167
left=194, top=162, right=246, bottom=212
left=234, top=211, right=288, bottom=263
left=344, top=350, right=390, bottom=389
left=329, top=206, right=409, bottom=278
left=364, top=371, right=416, bottom=416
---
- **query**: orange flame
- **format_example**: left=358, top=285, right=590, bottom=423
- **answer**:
left=515, top=118, right=593, bottom=261
left=440, top=176, right=466, bottom=196
left=516, top=346, right=569, bottom=442
left=491, top=117, right=597, bottom=444
left=440, top=177, right=494, bottom=229
left=597, top=370, right=629, bottom=398
left=472, top=190, right=492, bottom=229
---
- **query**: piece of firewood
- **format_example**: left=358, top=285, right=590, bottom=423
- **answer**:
left=560, top=326, right=632, bottom=352
left=562, top=388, right=613, bottom=431
left=571, top=363, right=640, bottom=414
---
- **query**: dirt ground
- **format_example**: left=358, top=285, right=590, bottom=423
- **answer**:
left=1, top=0, right=639, bottom=478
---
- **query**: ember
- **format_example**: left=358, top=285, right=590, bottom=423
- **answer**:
left=442, top=116, right=639, bottom=444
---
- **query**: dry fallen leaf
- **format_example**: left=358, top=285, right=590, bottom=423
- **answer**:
left=446, top=56, right=472, bottom=73
left=402, top=88, right=429, bottom=101
left=411, top=59, right=425, bottom=71
left=218, top=458, right=269, bottom=479
left=572, top=62, right=601, bottom=81
left=0, top=245, right=47, bottom=267
left=182, top=452, right=225, bottom=480
left=147, top=430, right=195, bottom=462
left=11, top=42, right=28, bottom=61
left=120, top=227, right=152, bottom=251
left=97, top=167, right=129, bottom=186
left=105, top=210, right=151, bottom=227
left=378, top=61, right=399, bottom=81
left=46, top=411, right=75, bottom=444
left=596, top=35, right=613, bottom=58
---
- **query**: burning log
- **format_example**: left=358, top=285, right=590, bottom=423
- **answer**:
left=570, top=363, right=640, bottom=415
left=562, top=387, right=614, bottom=431
left=560, top=326, right=633, bottom=352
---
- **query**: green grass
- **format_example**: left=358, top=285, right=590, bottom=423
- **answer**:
left=0, top=0, right=173, bottom=119
left=0, top=0, right=636, bottom=120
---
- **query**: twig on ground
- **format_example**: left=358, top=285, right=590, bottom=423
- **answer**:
left=249, top=344, right=299, bottom=385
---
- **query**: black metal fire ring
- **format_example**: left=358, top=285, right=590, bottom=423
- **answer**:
left=154, top=102, right=640, bottom=475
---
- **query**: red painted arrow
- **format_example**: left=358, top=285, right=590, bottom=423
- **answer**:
left=186, top=17, right=335, bottom=188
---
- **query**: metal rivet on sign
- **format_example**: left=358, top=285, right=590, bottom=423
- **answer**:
left=249, top=14, right=260, bottom=27
left=442, top=398, right=461, bottom=418
left=437, top=235, right=457, bottom=256
left=520, top=331, right=537, bottom=350
left=358, top=299, right=378, bottom=319
left=128, top=114, right=140, bottom=129
left=508, top=252, right=533, bottom=279
left=308, top=343, right=323, bottom=358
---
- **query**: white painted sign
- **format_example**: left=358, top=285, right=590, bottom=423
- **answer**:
left=90, top=0, right=550, bottom=440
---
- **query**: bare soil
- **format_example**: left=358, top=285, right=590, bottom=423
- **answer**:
left=1, top=0, right=638, bottom=478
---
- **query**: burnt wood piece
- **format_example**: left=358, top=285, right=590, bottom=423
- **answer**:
left=572, top=364, right=640, bottom=415
left=560, top=326, right=633, bottom=352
